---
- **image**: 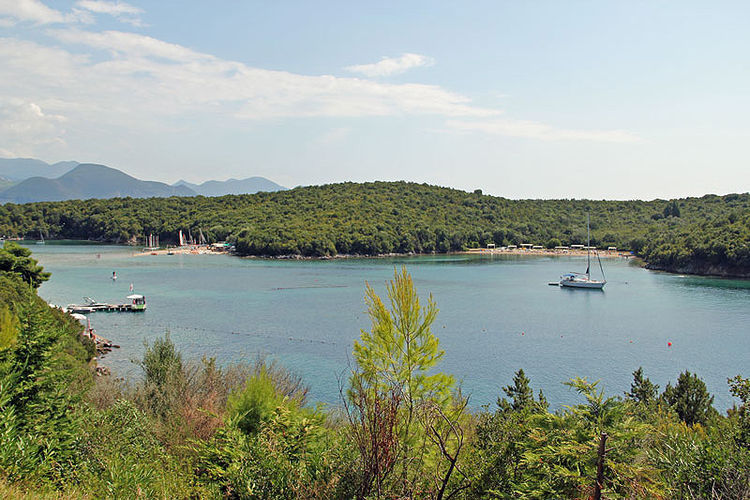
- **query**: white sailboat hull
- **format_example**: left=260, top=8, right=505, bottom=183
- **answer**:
left=560, top=277, right=606, bottom=289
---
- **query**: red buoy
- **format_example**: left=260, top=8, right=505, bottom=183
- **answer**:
left=667, top=342, right=672, bottom=347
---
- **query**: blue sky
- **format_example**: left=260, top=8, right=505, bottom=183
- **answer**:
left=1, top=1, right=748, bottom=199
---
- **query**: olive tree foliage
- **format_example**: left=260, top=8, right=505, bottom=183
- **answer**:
left=345, top=267, right=467, bottom=499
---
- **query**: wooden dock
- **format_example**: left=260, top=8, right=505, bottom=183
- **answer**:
left=67, top=303, right=146, bottom=313
left=66, top=294, right=146, bottom=314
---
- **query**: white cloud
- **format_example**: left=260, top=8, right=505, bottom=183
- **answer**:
left=0, top=100, right=67, bottom=156
left=76, top=0, right=142, bottom=16
left=345, top=53, right=435, bottom=77
left=50, top=28, right=202, bottom=61
left=0, top=28, right=638, bottom=149
left=316, top=127, right=351, bottom=145
left=36, top=29, right=497, bottom=120
left=445, top=118, right=641, bottom=143
left=0, top=0, right=66, bottom=25
left=0, top=0, right=141, bottom=27
left=75, top=0, right=144, bottom=27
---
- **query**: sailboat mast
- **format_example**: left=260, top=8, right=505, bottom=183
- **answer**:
left=586, top=213, right=591, bottom=278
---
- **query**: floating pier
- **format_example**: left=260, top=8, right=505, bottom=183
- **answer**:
left=66, top=294, right=146, bottom=314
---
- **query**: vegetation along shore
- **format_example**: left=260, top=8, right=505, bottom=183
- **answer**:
left=1, top=246, right=749, bottom=498
left=1, top=182, right=748, bottom=277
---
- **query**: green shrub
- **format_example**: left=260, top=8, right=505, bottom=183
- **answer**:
left=227, top=367, right=285, bottom=435
left=77, top=399, right=208, bottom=498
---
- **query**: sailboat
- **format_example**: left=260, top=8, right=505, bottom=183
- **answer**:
left=559, top=214, right=606, bottom=289
left=144, top=233, right=159, bottom=251
left=36, top=230, right=45, bottom=245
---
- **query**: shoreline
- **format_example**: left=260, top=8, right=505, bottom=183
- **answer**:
left=133, top=245, right=635, bottom=261
left=462, top=247, right=633, bottom=259
left=40, top=241, right=748, bottom=279
left=132, top=245, right=226, bottom=257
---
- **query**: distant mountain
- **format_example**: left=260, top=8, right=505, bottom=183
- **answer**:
left=173, top=176, right=286, bottom=196
left=0, top=163, right=196, bottom=203
left=0, top=157, right=285, bottom=202
left=0, top=158, right=78, bottom=181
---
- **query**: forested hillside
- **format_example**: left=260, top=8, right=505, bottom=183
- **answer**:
left=0, top=182, right=748, bottom=275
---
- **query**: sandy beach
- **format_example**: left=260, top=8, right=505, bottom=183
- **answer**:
left=463, top=247, right=634, bottom=259
left=132, top=246, right=226, bottom=257
left=133, top=245, right=633, bottom=260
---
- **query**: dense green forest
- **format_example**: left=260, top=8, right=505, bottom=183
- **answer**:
left=1, top=250, right=749, bottom=498
left=0, top=182, right=748, bottom=276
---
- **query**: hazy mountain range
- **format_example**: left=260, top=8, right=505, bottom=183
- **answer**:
left=0, top=158, right=285, bottom=203
left=174, top=177, right=286, bottom=196
left=0, top=158, right=79, bottom=182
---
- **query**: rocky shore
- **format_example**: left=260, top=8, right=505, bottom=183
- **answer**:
left=645, top=262, right=750, bottom=279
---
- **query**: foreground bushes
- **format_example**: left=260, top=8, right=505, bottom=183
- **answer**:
left=0, top=273, right=92, bottom=485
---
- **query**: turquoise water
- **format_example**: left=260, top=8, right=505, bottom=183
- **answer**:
left=29, top=243, right=750, bottom=411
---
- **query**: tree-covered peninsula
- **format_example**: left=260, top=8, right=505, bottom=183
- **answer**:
left=0, top=182, right=748, bottom=276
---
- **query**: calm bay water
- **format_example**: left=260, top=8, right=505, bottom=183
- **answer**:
left=29, top=243, right=750, bottom=411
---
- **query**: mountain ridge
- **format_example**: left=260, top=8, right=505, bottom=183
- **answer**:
left=173, top=176, right=286, bottom=196
left=0, top=163, right=195, bottom=203
left=0, top=159, right=286, bottom=203
left=0, top=158, right=79, bottom=181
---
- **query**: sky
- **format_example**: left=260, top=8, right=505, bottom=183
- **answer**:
left=0, top=0, right=749, bottom=199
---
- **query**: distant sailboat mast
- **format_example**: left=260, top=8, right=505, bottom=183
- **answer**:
left=145, top=233, right=160, bottom=249
left=586, top=214, right=591, bottom=278
left=558, top=212, right=606, bottom=289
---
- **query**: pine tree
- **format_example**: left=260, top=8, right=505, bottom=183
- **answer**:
left=0, top=242, right=50, bottom=288
left=663, top=200, right=681, bottom=218
left=662, top=371, right=715, bottom=426
left=351, top=266, right=454, bottom=407
left=625, top=367, right=659, bottom=404
left=347, top=266, right=459, bottom=498
left=497, top=369, right=547, bottom=413
left=728, top=375, right=750, bottom=448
